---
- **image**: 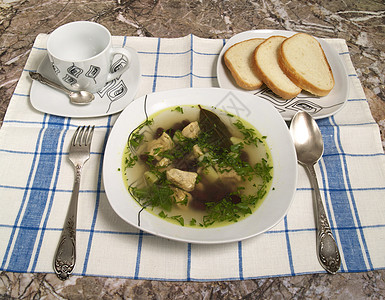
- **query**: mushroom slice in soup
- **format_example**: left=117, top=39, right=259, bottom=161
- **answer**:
left=166, top=168, right=198, bottom=192
left=146, top=132, right=174, bottom=160
left=171, top=187, right=192, bottom=209
left=182, top=121, right=200, bottom=139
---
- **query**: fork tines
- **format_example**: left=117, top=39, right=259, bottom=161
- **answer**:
left=72, top=126, right=95, bottom=147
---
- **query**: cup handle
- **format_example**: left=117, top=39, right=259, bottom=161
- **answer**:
left=106, top=47, right=132, bottom=82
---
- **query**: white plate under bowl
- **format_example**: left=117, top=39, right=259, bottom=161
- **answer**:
left=217, top=30, right=349, bottom=120
left=103, top=88, right=298, bottom=244
left=30, top=48, right=140, bottom=118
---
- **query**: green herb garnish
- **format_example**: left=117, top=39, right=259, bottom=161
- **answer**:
left=129, top=119, right=153, bottom=148
left=170, top=215, right=184, bottom=226
left=172, top=106, right=184, bottom=113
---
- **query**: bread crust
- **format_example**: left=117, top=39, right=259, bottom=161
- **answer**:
left=224, top=38, right=264, bottom=90
left=278, top=33, right=335, bottom=96
left=253, top=36, right=301, bottom=100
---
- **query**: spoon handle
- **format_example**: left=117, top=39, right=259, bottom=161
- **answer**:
left=304, top=163, right=341, bottom=274
left=29, top=71, right=71, bottom=96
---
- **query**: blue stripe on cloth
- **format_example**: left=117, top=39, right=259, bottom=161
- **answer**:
left=238, top=241, right=244, bottom=280
left=284, top=216, right=295, bottom=275
left=348, top=98, right=367, bottom=102
left=30, top=120, right=70, bottom=272
left=192, top=50, right=218, bottom=56
left=330, top=116, right=374, bottom=271
left=0, top=149, right=103, bottom=156
left=0, top=223, right=160, bottom=235
left=9, top=116, right=377, bottom=128
left=296, top=186, right=385, bottom=192
left=152, top=38, right=161, bottom=93
left=318, top=117, right=373, bottom=271
left=13, top=93, right=30, bottom=97
left=0, top=184, right=105, bottom=194
left=0, top=184, right=382, bottom=203
left=138, top=50, right=189, bottom=55
left=142, top=73, right=216, bottom=79
left=324, top=152, right=384, bottom=158
left=0, top=148, right=61, bottom=155
left=187, top=243, right=191, bottom=281
left=82, top=117, right=112, bottom=274
left=137, top=49, right=218, bottom=56
left=32, top=41, right=217, bottom=57
left=32, top=46, right=46, bottom=51
left=6, top=115, right=65, bottom=272
left=2, top=121, right=110, bottom=130
left=190, top=34, right=193, bottom=87
left=134, top=230, right=144, bottom=279
left=3, top=118, right=71, bottom=127
left=1, top=114, right=48, bottom=270
left=2, top=222, right=383, bottom=236
left=2, top=120, right=45, bottom=126
left=1, top=147, right=382, bottom=158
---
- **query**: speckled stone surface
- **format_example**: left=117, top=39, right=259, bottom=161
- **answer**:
left=1, top=0, right=384, bottom=298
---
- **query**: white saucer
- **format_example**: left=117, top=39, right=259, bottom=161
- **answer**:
left=30, top=48, right=141, bottom=118
left=217, top=30, right=349, bottom=120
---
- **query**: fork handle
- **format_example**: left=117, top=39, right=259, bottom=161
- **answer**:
left=53, top=165, right=81, bottom=280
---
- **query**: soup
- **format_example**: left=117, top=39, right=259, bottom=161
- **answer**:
left=121, top=105, right=273, bottom=228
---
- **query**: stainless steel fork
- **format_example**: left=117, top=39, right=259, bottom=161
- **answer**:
left=53, top=126, right=94, bottom=280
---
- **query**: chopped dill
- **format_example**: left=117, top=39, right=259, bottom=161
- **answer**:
left=172, top=106, right=184, bottom=113
left=170, top=215, right=184, bottom=226
left=129, top=119, right=154, bottom=148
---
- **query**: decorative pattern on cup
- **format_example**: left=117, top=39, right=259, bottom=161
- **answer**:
left=85, top=65, right=101, bottom=84
left=52, top=63, right=60, bottom=75
left=62, top=74, right=77, bottom=86
left=67, top=64, right=83, bottom=78
left=110, top=55, right=129, bottom=73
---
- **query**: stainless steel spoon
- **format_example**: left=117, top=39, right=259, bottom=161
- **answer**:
left=290, top=111, right=341, bottom=274
left=29, top=71, right=94, bottom=105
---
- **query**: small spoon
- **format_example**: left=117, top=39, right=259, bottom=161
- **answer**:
left=29, top=71, right=94, bottom=105
left=290, top=111, right=341, bottom=274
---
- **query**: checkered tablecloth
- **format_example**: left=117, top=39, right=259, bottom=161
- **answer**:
left=0, top=33, right=384, bottom=281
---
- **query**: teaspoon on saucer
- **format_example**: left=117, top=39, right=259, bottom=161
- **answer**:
left=29, top=71, right=95, bottom=105
left=290, top=111, right=341, bottom=274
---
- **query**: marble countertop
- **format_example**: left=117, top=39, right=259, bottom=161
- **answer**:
left=0, top=0, right=384, bottom=298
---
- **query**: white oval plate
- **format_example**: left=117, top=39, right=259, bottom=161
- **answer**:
left=103, top=88, right=298, bottom=244
left=217, top=30, right=349, bottom=120
left=30, top=48, right=140, bottom=118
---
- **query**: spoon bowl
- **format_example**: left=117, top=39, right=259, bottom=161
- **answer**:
left=29, top=72, right=94, bottom=105
left=68, top=90, right=95, bottom=105
left=290, top=111, right=324, bottom=164
left=290, top=111, right=341, bottom=274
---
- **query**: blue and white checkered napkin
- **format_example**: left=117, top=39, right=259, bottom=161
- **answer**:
left=0, top=33, right=384, bottom=281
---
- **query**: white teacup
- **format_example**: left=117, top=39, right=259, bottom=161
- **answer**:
left=47, top=21, right=131, bottom=94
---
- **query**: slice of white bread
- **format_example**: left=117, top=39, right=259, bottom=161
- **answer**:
left=278, top=33, right=335, bottom=96
left=224, top=38, right=265, bottom=90
left=254, top=36, right=301, bottom=99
